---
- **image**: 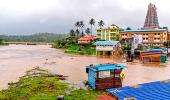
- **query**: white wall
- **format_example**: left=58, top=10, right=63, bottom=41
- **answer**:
left=96, top=46, right=115, bottom=51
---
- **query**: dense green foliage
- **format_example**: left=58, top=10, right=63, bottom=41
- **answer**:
left=0, top=38, right=7, bottom=45
left=64, top=89, right=101, bottom=100
left=0, top=33, right=68, bottom=43
left=0, top=38, right=3, bottom=45
left=64, top=44, right=96, bottom=55
left=52, top=37, right=96, bottom=55
left=52, top=37, right=77, bottom=48
left=0, top=68, right=101, bottom=100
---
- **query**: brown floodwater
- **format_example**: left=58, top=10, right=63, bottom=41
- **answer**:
left=0, top=44, right=170, bottom=90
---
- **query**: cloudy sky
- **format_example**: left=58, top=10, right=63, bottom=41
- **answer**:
left=0, top=0, right=170, bottom=35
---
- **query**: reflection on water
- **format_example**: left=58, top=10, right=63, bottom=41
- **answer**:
left=0, top=44, right=170, bottom=90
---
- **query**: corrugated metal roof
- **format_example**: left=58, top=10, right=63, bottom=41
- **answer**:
left=86, top=63, right=126, bottom=71
left=106, top=80, right=170, bottom=100
left=93, top=41, right=119, bottom=46
left=121, top=29, right=167, bottom=32
left=149, top=48, right=167, bottom=52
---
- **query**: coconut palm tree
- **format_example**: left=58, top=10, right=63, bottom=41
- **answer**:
left=85, top=28, right=90, bottom=36
left=81, top=32, right=85, bottom=37
left=75, top=29, right=80, bottom=38
left=98, top=20, right=104, bottom=28
left=69, top=29, right=75, bottom=37
left=75, top=21, right=80, bottom=30
left=79, top=21, right=85, bottom=36
left=89, top=18, right=95, bottom=36
left=126, top=27, right=131, bottom=30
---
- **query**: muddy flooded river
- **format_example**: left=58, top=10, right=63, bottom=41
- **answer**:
left=0, top=44, right=170, bottom=90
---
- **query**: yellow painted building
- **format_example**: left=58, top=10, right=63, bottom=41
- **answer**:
left=120, top=29, right=168, bottom=46
left=96, top=24, right=119, bottom=41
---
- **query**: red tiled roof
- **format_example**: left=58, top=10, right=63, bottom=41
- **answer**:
left=78, top=36, right=96, bottom=41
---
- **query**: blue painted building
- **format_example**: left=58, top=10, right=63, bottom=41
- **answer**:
left=86, top=63, right=126, bottom=90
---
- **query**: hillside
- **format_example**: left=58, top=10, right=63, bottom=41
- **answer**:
left=0, top=33, right=68, bottom=43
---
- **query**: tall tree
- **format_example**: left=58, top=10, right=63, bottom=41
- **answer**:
left=81, top=32, right=85, bottom=37
left=79, top=21, right=85, bottom=37
left=75, top=21, right=80, bottom=29
left=85, top=28, right=91, bottom=36
left=75, top=29, right=80, bottom=38
left=98, top=20, right=104, bottom=28
left=126, top=27, right=131, bottom=30
left=69, top=29, right=75, bottom=37
left=89, top=18, right=95, bottom=36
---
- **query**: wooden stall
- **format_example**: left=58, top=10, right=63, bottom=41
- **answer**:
left=86, top=63, right=126, bottom=90
left=140, top=51, right=167, bottom=64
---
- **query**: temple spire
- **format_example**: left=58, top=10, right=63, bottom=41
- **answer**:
left=143, top=3, right=160, bottom=29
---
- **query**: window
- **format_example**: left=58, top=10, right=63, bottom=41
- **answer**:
left=158, top=33, right=160, bottom=35
left=143, top=38, right=145, bottom=40
left=146, top=38, right=148, bottom=40
left=158, top=38, right=160, bottom=40
left=98, top=71, right=110, bottom=78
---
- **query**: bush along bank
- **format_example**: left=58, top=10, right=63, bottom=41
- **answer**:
left=64, top=44, right=96, bottom=55
left=52, top=37, right=96, bottom=55
left=0, top=67, right=102, bottom=100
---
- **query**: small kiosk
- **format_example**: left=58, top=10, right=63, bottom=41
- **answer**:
left=140, top=48, right=167, bottom=64
left=86, top=62, right=126, bottom=90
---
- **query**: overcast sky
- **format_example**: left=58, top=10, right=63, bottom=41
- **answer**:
left=0, top=0, right=170, bottom=35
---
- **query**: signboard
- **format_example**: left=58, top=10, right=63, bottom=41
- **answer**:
left=133, top=34, right=143, bottom=49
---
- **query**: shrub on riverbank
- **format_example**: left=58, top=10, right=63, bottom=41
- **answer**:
left=52, top=37, right=96, bottom=55
left=0, top=38, right=7, bottom=45
left=0, top=67, right=101, bottom=100
left=64, top=89, right=101, bottom=100
left=64, top=44, right=96, bottom=55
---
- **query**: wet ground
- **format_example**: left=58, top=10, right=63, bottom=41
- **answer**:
left=0, top=44, right=170, bottom=90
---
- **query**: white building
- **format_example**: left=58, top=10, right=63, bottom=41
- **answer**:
left=93, top=41, right=120, bottom=55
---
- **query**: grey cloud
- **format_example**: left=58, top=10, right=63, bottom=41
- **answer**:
left=0, top=0, right=169, bottom=35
